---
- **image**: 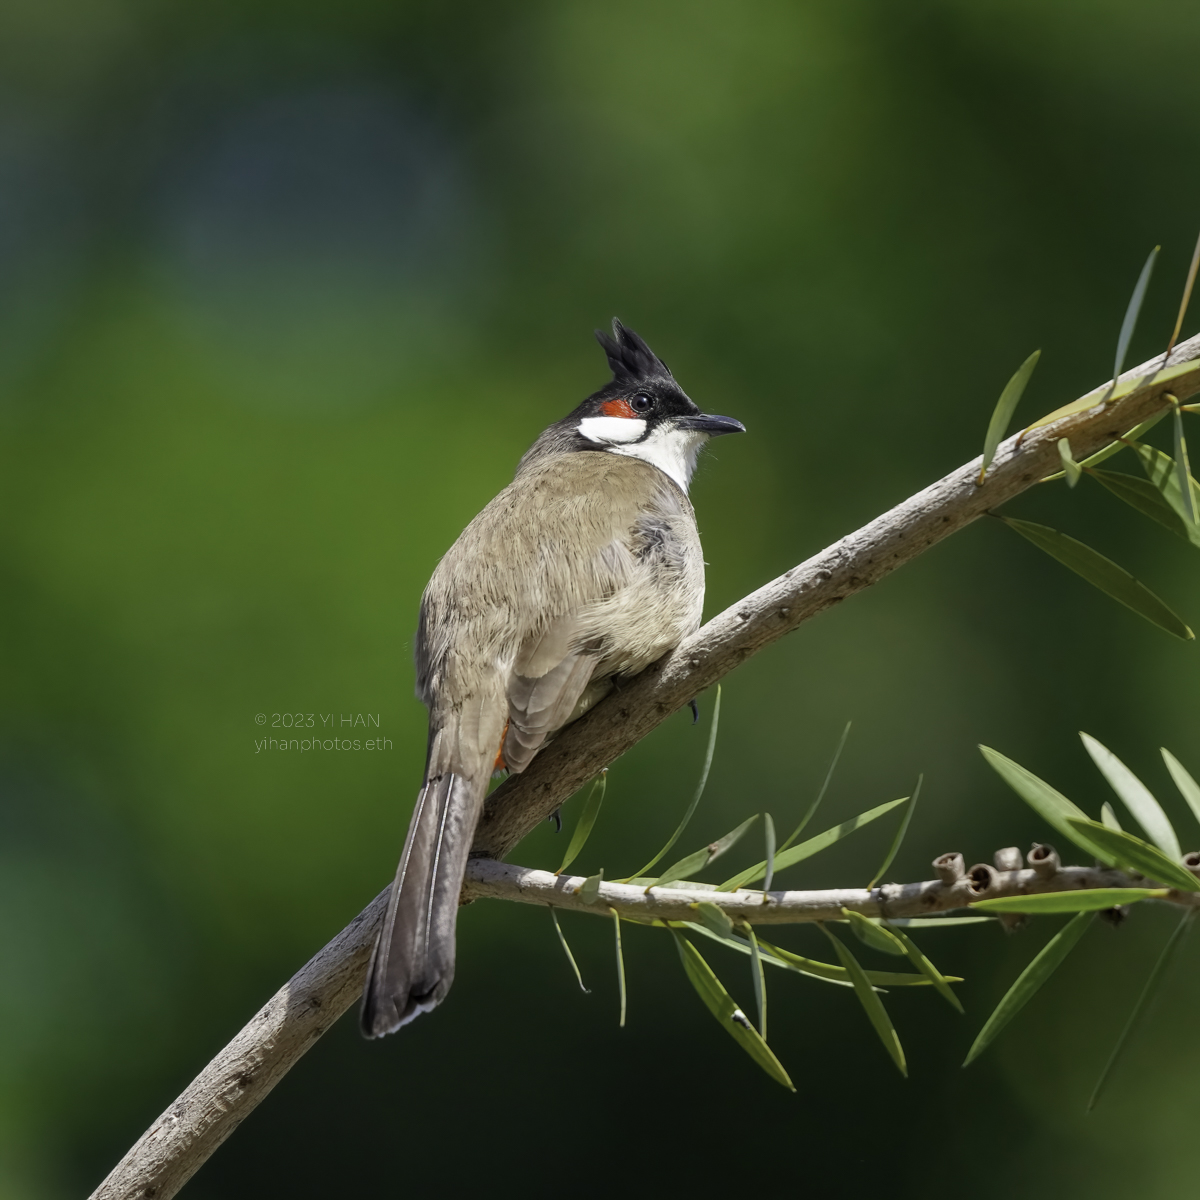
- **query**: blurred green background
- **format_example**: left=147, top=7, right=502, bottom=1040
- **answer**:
left=2, top=1, right=1200, bottom=1195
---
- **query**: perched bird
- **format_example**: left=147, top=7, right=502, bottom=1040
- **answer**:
left=360, top=320, right=745, bottom=1037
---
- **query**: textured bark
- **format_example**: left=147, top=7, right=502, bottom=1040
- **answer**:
left=88, top=891, right=389, bottom=1200
left=89, top=335, right=1200, bottom=1199
left=461, top=858, right=1200, bottom=922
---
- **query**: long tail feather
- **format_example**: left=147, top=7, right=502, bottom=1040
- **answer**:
left=360, top=769, right=486, bottom=1037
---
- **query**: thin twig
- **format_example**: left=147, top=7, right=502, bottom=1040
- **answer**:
left=461, top=858, right=1200, bottom=924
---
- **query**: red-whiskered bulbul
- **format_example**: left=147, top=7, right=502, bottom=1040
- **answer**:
left=360, top=320, right=744, bottom=1037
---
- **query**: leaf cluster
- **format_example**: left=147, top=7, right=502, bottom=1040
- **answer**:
left=547, top=714, right=962, bottom=1088
left=540, top=246, right=1200, bottom=1098
left=972, top=736, right=1200, bottom=1099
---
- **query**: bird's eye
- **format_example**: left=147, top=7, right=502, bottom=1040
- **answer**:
left=630, top=394, right=653, bottom=413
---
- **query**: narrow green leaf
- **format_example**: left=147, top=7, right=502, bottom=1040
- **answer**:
left=717, top=798, right=908, bottom=892
left=691, top=900, right=734, bottom=939
left=578, top=868, right=604, bottom=905
left=843, top=911, right=907, bottom=957
left=822, top=925, right=907, bottom=1076
left=1184, top=403, right=1200, bottom=413
left=885, top=916, right=995, bottom=928
left=883, top=922, right=965, bottom=1013
left=1026, top=396, right=1103, bottom=432
left=762, top=813, right=777, bottom=895
left=676, top=921, right=835, bottom=979
left=756, top=935, right=955, bottom=988
left=1042, top=410, right=1170, bottom=480
left=623, top=686, right=721, bottom=881
left=611, top=908, right=626, bottom=1027
left=1089, top=911, right=1196, bottom=1110
left=555, top=771, right=608, bottom=875
left=1057, top=438, right=1082, bottom=488
left=647, top=814, right=760, bottom=891
left=1172, top=402, right=1198, bottom=523
left=1067, top=819, right=1200, bottom=892
left=1121, top=410, right=1172, bottom=442
left=549, top=908, right=590, bottom=993
left=1084, top=411, right=1171, bottom=469
left=778, top=720, right=852, bottom=853
left=670, top=930, right=795, bottom=1091
left=681, top=922, right=849, bottom=986
left=971, top=888, right=1167, bottom=914
left=1000, top=516, right=1194, bottom=641
left=1165, top=228, right=1200, bottom=355
left=980, top=745, right=1117, bottom=865
left=746, top=924, right=768, bottom=1039
left=684, top=923, right=949, bottom=989
left=625, top=877, right=719, bottom=890
left=867, top=774, right=922, bottom=890
left=1080, top=732, right=1181, bottom=860
left=1133, top=443, right=1200, bottom=535
left=1161, top=748, right=1200, bottom=828
left=979, top=348, right=1041, bottom=482
left=1112, top=246, right=1160, bottom=387
left=964, top=912, right=1094, bottom=1066
left=1100, top=802, right=1123, bottom=832
left=1090, top=469, right=1199, bottom=546
left=1026, top=356, right=1198, bottom=433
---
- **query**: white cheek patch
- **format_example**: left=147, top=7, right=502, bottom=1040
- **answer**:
left=609, top=424, right=708, bottom=493
left=577, top=415, right=647, bottom=444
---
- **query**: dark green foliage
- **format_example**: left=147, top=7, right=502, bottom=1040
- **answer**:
left=1089, top=912, right=1197, bottom=1110
left=972, top=889, right=1167, bottom=914
left=623, top=687, right=722, bottom=882
left=1000, top=517, right=1193, bottom=640
left=963, top=914, right=1095, bottom=1067
left=556, top=771, right=608, bottom=876
left=822, top=925, right=907, bottom=1077
left=979, top=349, right=1041, bottom=481
left=670, top=931, right=794, bottom=1091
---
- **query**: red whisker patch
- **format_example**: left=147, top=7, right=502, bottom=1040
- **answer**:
left=599, top=398, right=637, bottom=419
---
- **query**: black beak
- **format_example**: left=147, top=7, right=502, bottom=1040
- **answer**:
left=676, top=413, right=746, bottom=436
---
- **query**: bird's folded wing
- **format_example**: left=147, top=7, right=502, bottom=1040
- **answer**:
left=502, top=611, right=597, bottom=773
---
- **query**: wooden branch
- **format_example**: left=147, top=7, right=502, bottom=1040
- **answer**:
left=89, top=336, right=1200, bottom=1200
left=461, top=857, right=1200, bottom=923
left=89, top=889, right=390, bottom=1200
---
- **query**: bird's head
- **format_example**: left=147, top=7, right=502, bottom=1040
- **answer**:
left=559, top=319, right=745, bottom=492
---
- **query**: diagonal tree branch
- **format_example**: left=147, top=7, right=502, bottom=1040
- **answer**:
left=89, top=889, right=390, bottom=1200
left=89, top=336, right=1200, bottom=1200
left=473, top=335, right=1200, bottom=858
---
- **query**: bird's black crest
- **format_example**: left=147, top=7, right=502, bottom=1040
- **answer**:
left=595, top=318, right=673, bottom=385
